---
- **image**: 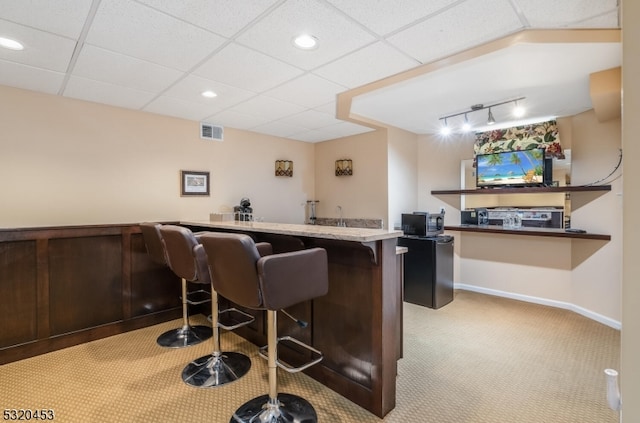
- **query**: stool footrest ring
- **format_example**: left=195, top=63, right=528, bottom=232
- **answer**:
left=258, top=335, right=323, bottom=373
left=216, top=308, right=256, bottom=330
left=183, top=288, right=211, bottom=305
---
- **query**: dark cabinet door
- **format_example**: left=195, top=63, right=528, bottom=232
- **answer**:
left=398, top=237, right=435, bottom=308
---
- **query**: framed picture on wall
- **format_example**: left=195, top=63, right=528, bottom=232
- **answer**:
left=181, top=170, right=210, bottom=196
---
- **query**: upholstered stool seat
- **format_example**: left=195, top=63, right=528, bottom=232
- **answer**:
left=140, top=222, right=212, bottom=348
left=199, top=232, right=328, bottom=423
left=160, top=225, right=253, bottom=388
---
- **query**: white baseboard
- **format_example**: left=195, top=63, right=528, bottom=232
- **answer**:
left=455, top=283, right=621, bottom=330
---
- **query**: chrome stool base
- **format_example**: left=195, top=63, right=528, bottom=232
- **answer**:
left=156, top=325, right=212, bottom=348
left=230, top=393, right=317, bottom=423
left=182, top=352, right=251, bottom=388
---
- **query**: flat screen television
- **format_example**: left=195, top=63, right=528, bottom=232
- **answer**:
left=476, top=148, right=549, bottom=188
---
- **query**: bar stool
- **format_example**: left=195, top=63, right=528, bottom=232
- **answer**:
left=140, top=222, right=212, bottom=348
left=199, top=232, right=328, bottom=422
left=140, top=222, right=168, bottom=266
left=160, top=225, right=253, bottom=387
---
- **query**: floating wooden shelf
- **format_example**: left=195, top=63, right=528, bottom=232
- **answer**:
left=431, top=185, right=611, bottom=195
left=444, top=225, right=611, bottom=241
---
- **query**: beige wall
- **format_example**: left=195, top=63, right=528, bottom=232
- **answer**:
left=621, top=0, right=639, bottom=419
left=0, top=85, right=315, bottom=227
left=456, top=232, right=573, bottom=300
left=387, top=127, right=419, bottom=229
left=417, top=132, right=476, bottom=214
left=569, top=111, right=622, bottom=325
left=313, top=129, right=388, bottom=226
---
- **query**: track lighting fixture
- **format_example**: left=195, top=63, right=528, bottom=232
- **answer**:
left=438, top=97, right=525, bottom=134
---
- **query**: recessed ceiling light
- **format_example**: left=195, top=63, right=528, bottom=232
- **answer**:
left=201, top=90, right=217, bottom=98
left=0, top=37, right=24, bottom=51
left=292, top=34, right=318, bottom=50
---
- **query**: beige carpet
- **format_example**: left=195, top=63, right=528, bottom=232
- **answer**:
left=0, top=290, right=620, bottom=422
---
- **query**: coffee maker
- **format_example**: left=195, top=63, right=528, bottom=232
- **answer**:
left=233, top=197, right=253, bottom=221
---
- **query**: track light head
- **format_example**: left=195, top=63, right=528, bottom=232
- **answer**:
left=487, top=108, right=496, bottom=125
left=513, top=100, right=525, bottom=118
left=440, top=118, right=451, bottom=135
left=461, top=114, right=471, bottom=132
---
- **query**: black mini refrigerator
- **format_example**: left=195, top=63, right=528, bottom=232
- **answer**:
left=398, top=235, right=454, bottom=309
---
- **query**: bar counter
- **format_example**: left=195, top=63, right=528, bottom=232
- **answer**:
left=182, top=220, right=402, bottom=242
left=182, top=220, right=403, bottom=418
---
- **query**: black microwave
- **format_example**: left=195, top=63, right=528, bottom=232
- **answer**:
left=401, top=212, right=444, bottom=237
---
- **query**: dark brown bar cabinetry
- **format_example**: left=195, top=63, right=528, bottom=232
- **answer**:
left=0, top=224, right=182, bottom=365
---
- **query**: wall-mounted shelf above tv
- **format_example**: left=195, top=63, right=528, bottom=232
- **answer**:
left=431, top=185, right=611, bottom=195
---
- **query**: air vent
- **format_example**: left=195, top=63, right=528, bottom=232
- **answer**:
left=200, top=122, right=223, bottom=141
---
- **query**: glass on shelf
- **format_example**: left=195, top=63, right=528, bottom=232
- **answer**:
left=503, top=214, right=514, bottom=229
left=513, top=212, right=522, bottom=229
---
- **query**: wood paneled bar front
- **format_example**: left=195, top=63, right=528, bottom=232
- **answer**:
left=181, top=220, right=403, bottom=418
left=0, top=224, right=183, bottom=365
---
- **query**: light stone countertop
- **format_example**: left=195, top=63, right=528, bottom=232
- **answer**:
left=181, top=220, right=403, bottom=242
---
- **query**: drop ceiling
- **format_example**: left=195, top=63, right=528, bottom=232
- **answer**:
left=0, top=0, right=621, bottom=142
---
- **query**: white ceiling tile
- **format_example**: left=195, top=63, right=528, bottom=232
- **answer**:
left=288, top=129, right=330, bottom=143
left=251, top=120, right=308, bottom=138
left=86, top=0, right=227, bottom=71
left=387, top=0, right=523, bottom=64
left=63, top=76, right=157, bottom=109
left=573, top=10, right=619, bottom=28
left=72, top=45, right=183, bottom=92
left=313, top=42, right=420, bottom=88
left=277, top=109, right=342, bottom=129
left=236, top=0, right=377, bottom=70
left=205, top=109, right=270, bottom=130
left=229, top=95, right=306, bottom=121
left=265, top=74, right=347, bottom=108
left=313, top=101, right=338, bottom=115
left=326, top=0, right=459, bottom=36
left=162, top=75, right=256, bottom=110
left=193, top=43, right=303, bottom=93
left=135, top=0, right=282, bottom=38
left=143, top=95, right=223, bottom=121
left=315, top=121, right=374, bottom=140
left=514, top=0, right=618, bottom=27
left=0, top=60, right=64, bottom=94
left=0, top=19, right=77, bottom=72
left=0, top=0, right=92, bottom=38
